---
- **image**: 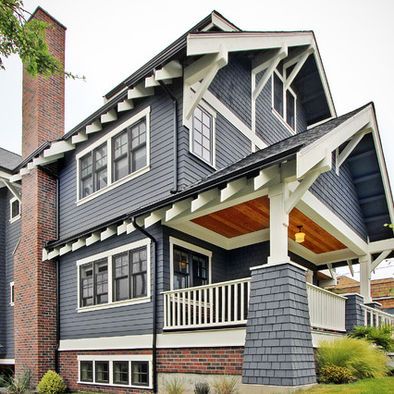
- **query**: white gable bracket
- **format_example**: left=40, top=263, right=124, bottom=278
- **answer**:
left=284, top=46, right=314, bottom=90
left=0, top=178, right=21, bottom=201
left=370, top=250, right=391, bottom=273
left=347, top=259, right=354, bottom=277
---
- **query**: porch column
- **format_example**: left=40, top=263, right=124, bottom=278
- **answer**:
left=359, top=255, right=372, bottom=304
left=344, top=294, right=365, bottom=332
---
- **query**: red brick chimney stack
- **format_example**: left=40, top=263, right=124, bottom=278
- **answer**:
left=15, top=7, right=66, bottom=384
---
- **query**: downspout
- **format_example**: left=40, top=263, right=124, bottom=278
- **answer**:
left=132, top=217, right=158, bottom=393
left=158, top=80, right=178, bottom=193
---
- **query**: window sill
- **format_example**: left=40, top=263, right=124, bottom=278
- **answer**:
left=76, top=165, right=150, bottom=206
left=189, top=151, right=217, bottom=171
left=271, top=108, right=296, bottom=135
left=77, top=295, right=151, bottom=313
left=9, top=215, right=20, bottom=224
left=78, top=381, right=152, bottom=390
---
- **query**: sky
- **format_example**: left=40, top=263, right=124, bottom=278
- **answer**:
left=0, top=0, right=393, bottom=280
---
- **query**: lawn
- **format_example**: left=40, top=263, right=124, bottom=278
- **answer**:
left=301, top=377, right=394, bottom=393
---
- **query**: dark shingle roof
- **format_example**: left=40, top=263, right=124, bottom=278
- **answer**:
left=0, top=147, right=22, bottom=172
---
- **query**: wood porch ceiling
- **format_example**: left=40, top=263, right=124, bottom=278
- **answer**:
left=192, top=197, right=346, bottom=254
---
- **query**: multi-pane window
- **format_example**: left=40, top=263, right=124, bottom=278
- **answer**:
left=10, top=197, right=20, bottom=221
left=113, top=247, right=147, bottom=302
left=173, top=246, right=209, bottom=290
left=95, top=361, right=109, bottom=384
left=80, top=259, right=108, bottom=307
left=113, top=361, right=129, bottom=385
left=272, top=69, right=297, bottom=131
left=112, top=120, right=147, bottom=182
left=191, top=106, right=214, bottom=165
left=80, top=144, right=107, bottom=199
left=131, top=362, right=149, bottom=386
left=80, top=361, right=93, bottom=382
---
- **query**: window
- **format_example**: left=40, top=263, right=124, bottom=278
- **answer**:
left=113, top=361, right=129, bottom=385
left=77, top=239, right=150, bottom=312
left=9, top=197, right=20, bottom=222
left=78, top=356, right=151, bottom=388
left=95, top=361, right=109, bottom=384
left=76, top=107, right=150, bottom=204
left=131, top=361, right=149, bottom=386
left=171, top=238, right=211, bottom=290
left=10, top=282, right=14, bottom=306
left=80, top=361, right=93, bottom=382
left=80, top=144, right=107, bottom=199
left=271, top=69, right=297, bottom=132
left=80, top=259, right=108, bottom=308
left=191, top=105, right=215, bottom=166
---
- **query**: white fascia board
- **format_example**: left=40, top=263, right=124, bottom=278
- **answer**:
left=368, top=238, right=394, bottom=254
left=296, top=105, right=372, bottom=178
left=210, top=13, right=240, bottom=32
left=187, top=32, right=314, bottom=56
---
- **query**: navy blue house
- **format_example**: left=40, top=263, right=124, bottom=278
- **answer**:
left=0, top=8, right=393, bottom=393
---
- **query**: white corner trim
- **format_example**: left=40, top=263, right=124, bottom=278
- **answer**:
left=9, top=196, right=21, bottom=223
left=59, top=334, right=153, bottom=351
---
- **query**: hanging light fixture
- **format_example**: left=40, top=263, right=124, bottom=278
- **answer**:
left=295, top=225, right=305, bottom=243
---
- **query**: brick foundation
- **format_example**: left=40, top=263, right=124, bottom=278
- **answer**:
left=58, top=346, right=244, bottom=393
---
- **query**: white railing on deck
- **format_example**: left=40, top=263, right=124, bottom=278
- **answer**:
left=163, top=278, right=250, bottom=330
left=362, top=305, right=394, bottom=327
left=307, top=283, right=347, bottom=332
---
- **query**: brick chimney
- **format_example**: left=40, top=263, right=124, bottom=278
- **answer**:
left=14, top=7, right=65, bottom=384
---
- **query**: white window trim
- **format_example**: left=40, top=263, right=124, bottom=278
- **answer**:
left=77, top=354, right=152, bottom=389
left=188, top=100, right=217, bottom=169
left=10, top=281, right=14, bottom=306
left=9, top=197, right=20, bottom=223
left=76, top=106, right=151, bottom=206
left=76, top=238, right=151, bottom=313
left=271, top=69, right=297, bottom=134
left=169, top=236, right=212, bottom=291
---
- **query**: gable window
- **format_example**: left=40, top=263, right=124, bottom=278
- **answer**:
left=170, top=238, right=212, bottom=290
left=190, top=105, right=216, bottom=167
left=77, top=239, right=150, bottom=312
left=10, top=282, right=14, bottom=306
left=271, top=69, right=297, bottom=132
left=9, top=197, right=20, bottom=223
left=76, top=107, right=150, bottom=204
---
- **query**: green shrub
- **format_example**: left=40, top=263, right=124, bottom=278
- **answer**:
left=164, top=377, right=185, bottom=394
left=5, top=368, right=31, bottom=394
left=37, top=371, right=66, bottom=394
left=319, top=365, right=356, bottom=384
left=317, top=337, right=389, bottom=381
left=349, top=325, right=394, bottom=352
left=195, top=382, right=210, bottom=393
left=212, top=377, right=239, bottom=394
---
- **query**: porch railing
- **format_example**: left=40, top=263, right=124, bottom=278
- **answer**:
left=163, top=277, right=250, bottom=330
left=306, top=283, right=347, bottom=332
left=361, top=304, right=394, bottom=327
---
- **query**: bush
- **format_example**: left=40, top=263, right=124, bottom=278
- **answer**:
left=5, top=369, right=31, bottom=394
left=319, top=365, right=356, bottom=384
left=349, top=325, right=394, bottom=352
left=212, top=377, right=239, bottom=394
left=195, top=382, right=210, bottom=393
left=317, top=337, right=389, bottom=381
left=37, top=371, right=66, bottom=394
left=164, top=377, right=184, bottom=394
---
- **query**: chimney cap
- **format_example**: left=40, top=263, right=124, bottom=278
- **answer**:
left=28, top=6, right=67, bottom=31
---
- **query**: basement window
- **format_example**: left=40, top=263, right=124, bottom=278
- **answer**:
left=271, top=69, right=297, bottom=133
left=9, top=197, right=20, bottom=223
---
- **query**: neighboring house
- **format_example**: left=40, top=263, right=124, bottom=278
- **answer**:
left=0, top=6, right=394, bottom=393
left=327, top=275, right=394, bottom=314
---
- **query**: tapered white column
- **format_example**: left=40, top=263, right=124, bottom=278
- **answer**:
left=359, top=254, right=372, bottom=304
left=267, top=183, right=290, bottom=265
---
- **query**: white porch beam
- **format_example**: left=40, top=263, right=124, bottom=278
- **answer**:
left=370, top=250, right=391, bottom=272
left=72, top=238, right=86, bottom=252
left=359, top=254, right=372, bottom=303
left=86, top=119, right=102, bottom=134
left=252, top=47, right=287, bottom=100
left=253, top=166, right=280, bottom=191
left=326, top=263, right=335, bottom=279
left=117, top=99, right=134, bottom=112
left=368, top=238, right=394, bottom=254
left=127, top=83, right=154, bottom=100
left=220, top=177, right=247, bottom=202
left=144, top=208, right=167, bottom=228
left=86, top=232, right=100, bottom=246
left=336, top=128, right=372, bottom=170
left=100, top=225, right=117, bottom=241
left=347, top=259, right=354, bottom=277
left=155, top=60, right=183, bottom=80
left=47, top=247, right=60, bottom=260
left=191, top=189, right=219, bottom=213
left=71, top=131, right=88, bottom=144
left=9, top=173, right=22, bottom=182
left=284, top=46, right=313, bottom=90
left=117, top=220, right=131, bottom=235
left=43, top=141, right=75, bottom=158
left=101, top=109, right=117, bottom=124
left=165, top=199, right=193, bottom=222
